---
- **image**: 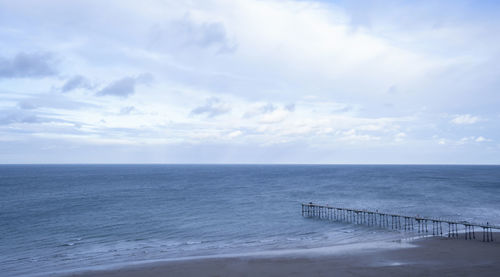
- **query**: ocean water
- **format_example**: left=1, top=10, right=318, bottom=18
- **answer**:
left=1, top=165, right=500, bottom=276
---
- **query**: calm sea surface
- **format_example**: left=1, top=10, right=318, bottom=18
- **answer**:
left=1, top=165, right=500, bottom=276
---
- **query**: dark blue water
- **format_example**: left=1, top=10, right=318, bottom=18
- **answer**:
left=1, top=165, right=500, bottom=276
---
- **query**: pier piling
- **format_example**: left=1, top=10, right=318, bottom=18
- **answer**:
left=302, top=203, right=499, bottom=242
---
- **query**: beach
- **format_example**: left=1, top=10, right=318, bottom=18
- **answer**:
left=69, top=237, right=500, bottom=277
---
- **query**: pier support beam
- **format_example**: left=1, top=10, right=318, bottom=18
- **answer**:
left=301, top=203, right=498, bottom=242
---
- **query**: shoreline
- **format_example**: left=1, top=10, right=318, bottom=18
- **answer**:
left=67, top=237, right=500, bottom=277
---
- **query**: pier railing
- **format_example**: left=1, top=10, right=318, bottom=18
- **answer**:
left=302, top=203, right=499, bottom=242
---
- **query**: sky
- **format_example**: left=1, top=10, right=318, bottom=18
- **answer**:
left=0, top=0, right=499, bottom=164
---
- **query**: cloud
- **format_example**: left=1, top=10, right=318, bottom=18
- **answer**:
left=0, top=108, right=61, bottom=126
left=442, top=136, right=492, bottom=145
left=394, top=132, right=406, bottom=142
left=331, top=104, right=353, bottom=113
left=474, top=136, right=492, bottom=143
left=120, top=106, right=135, bottom=115
left=259, top=103, right=277, bottom=113
left=387, top=85, right=398, bottom=94
left=451, top=114, right=481, bottom=125
left=285, top=104, right=295, bottom=112
left=61, top=75, right=92, bottom=92
left=244, top=103, right=277, bottom=118
left=338, top=129, right=381, bottom=142
left=228, top=130, right=242, bottom=138
left=244, top=103, right=296, bottom=119
left=97, top=77, right=136, bottom=97
left=13, top=93, right=97, bottom=111
left=461, top=136, right=491, bottom=143
left=136, top=73, right=154, bottom=84
left=258, top=109, right=289, bottom=124
left=475, top=136, right=488, bottom=142
left=0, top=52, right=58, bottom=79
left=18, top=101, right=38, bottom=110
left=0, top=1, right=500, bottom=163
left=0, top=111, right=39, bottom=125
left=190, top=97, right=231, bottom=118
left=150, top=15, right=237, bottom=54
left=96, top=73, right=153, bottom=98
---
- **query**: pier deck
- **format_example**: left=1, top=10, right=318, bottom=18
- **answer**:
left=302, top=202, right=499, bottom=242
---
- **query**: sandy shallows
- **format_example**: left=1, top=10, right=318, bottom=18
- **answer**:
left=68, top=237, right=500, bottom=277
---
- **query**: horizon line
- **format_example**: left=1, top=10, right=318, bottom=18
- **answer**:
left=1, top=163, right=499, bottom=166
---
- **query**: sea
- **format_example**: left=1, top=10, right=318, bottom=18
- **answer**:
left=1, top=164, right=500, bottom=276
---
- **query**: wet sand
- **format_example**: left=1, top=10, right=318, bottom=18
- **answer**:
left=68, top=237, right=500, bottom=277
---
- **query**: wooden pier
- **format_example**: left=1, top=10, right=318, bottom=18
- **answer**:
left=302, top=202, right=499, bottom=242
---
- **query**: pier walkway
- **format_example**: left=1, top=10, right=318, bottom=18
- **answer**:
left=302, top=202, right=499, bottom=242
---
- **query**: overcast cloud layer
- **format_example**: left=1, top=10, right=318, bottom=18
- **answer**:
left=0, top=0, right=499, bottom=164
